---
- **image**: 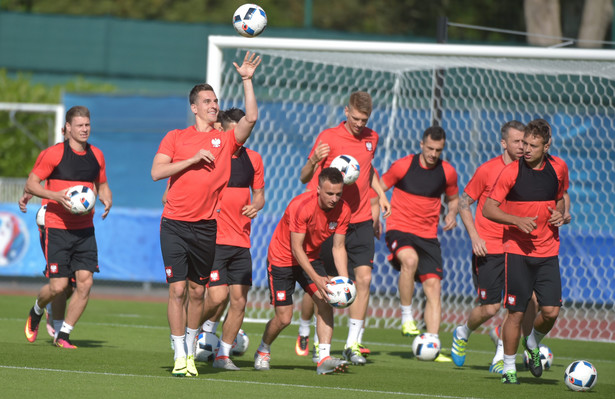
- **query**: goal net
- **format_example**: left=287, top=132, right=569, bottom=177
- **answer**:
left=207, top=36, right=615, bottom=342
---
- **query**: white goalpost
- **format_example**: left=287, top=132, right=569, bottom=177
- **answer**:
left=207, top=35, right=615, bottom=342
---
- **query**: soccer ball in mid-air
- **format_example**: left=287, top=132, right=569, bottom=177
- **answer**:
left=330, top=154, right=360, bottom=185
left=66, top=185, right=96, bottom=215
left=231, top=329, right=250, bottom=356
left=412, top=333, right=440, bottom=361
left=233, top=4, right=267, bottom=37
left=564, top=360, right=597, bottom=392
left=326, top=276, right=357, bottom=309
left=195, top=332, right=220, bottom=362
left=523, top=344, right=553, bottom=370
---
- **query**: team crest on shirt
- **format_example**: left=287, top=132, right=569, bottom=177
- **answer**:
left=165, top=266, right=173, bottom=278
left=276, top=291, right=286, bottom=301
left=211, top=138, right=221, bottom=148
left=328, top=222, right=338, bottom=230
left=49, top=263, right=58, bottom=274
left=479, top=289, right=487, bottom=300
left=210, top=270, right=220, bottom=282
left=365, top=141, right=373, bottom=152
left=507, top=294, right=517, bottom=306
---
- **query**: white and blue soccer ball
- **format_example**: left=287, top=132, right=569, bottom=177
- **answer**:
left=523, top=343, right=553, bottom=370
left=36, top=205, right=46, bottom=227
left=233, top=4, right=267, bottom=38
left=412, top=333, right=440, bottom=361
left=66, top=185, right=96, bottom=215
left=326, top=276, right=357, bottom=309
left=195, top=332, right=220, bottom=362
left=330, top=154, right=360, bottom=185
left=564, top=360, right=597, bottom=392
left=231, top=329, right=250, bottom=356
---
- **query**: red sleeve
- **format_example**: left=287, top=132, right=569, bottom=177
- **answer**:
left=442, top=162, right=459, bottom=197
left=335, top=202, right=352, bottom=235
left=489, top=163, right=519, bottom=204
left=381, top=155, right=412, bottom=189
left=91, top=146, right=107, bottom=184
left=247, top=149, right=265, bottom=190
left=464, top=164, right=488, bottom=201
left=31, top=144, right=63, bottom=181
left=157, top=130, right=178, bottom=158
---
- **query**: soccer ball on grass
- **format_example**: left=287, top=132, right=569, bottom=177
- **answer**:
left=412, top=333, right=440, bottom=361
left=231, top=329, right=250, bottom=356
left=564, top=360, right=597, bottom=392
left=195, top=332, right=220, bottom=362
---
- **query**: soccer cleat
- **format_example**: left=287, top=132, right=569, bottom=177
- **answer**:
left=401, top=320, right=420, bottom=337
left=295, top=335, right=309, bottom=356
left=25, top=307, right=43, bottom=343
left=213, top=356, right=240, bottom=371
left=55, top=332, right=77, bottom=349
left=522, top=337, right=542, bottom=377
left=489, top=360, right=504, bottom=374
left=186, top=355, right=198, bottom=376
left=45, top=310, right=55, bottom=338
left=357, top=343, right=371, bottom=357
left=501, top=370, right=520, bottom=384
left=312, top=343, right=319, bottom=364
left=434, top=353, right=452, bottom=363
left=342, top=343, right=366, bottom=365
left=489, top=325, right=501, bottom=347
left=254, top=350, right=270, bottom=371
left=451, top=328, right=468, bottom=367
left=316, top=356, right=348, bottom=375
left=172, top=356, right=188, bottom=377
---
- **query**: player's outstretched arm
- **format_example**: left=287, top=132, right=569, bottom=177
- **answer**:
left=291, top=231, right=332, bottom=301
left=458, top=192, right=487, bottom=256
left=233, top=51, right=261, bottom=144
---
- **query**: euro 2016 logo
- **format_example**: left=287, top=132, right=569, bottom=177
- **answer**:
left=0, top=211, right=29, bottom=267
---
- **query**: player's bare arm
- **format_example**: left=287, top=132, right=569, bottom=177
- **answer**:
left=241, top=187, right=265, bottom=219
left=458, top=192, right=487, bottom=256
left=25, top=172, right=72, bottom=212
left=150, top=151, right=214, bottom=181
left=18, top=190, right=32, bottom=213
left=483, top=197, right=537, bottom=234
left=331, top=233, right=349, bottom=278
left=548, top=197, right=566, bottom=227
left=370, top=166, right=391, bottom=218
left=290, top=231, right=333, bottom=301
left=233, top=51, right=261, bottom=144
left=300, top=141, right=330, bottom=184
left=442, top=193, right=459, bottom=231
left=563, top=191, right=572, bottom=224
left=97, top=181, right=113, bottom=220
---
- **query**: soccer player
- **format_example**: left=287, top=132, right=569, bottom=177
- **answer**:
left=482, top=118, right=568, bottom=384
left=151, top=51, right=261, bottom=377
left=254, top=168, right=351, bottom=375
left=380, top=126, right=459, bottom=362
left=450, top=121, right=525, bottom=372
left=23, top=105, right=112, bottom=349
left=198, top=108, right=266, bottom=371
left=299, top=91, right=390, bottom=366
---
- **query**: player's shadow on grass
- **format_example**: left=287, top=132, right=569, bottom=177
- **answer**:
left=71, top=339, right=105, bottom=348
left=388, top=350, right=415, bottom=360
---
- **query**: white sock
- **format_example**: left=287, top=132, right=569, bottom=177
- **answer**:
left=33, top=300, right=44, bottom=316
left=202, top=319, right=216, bottom=334
left=185, top=328, right=198, bottom=356
left=53, top=320, right=63, bottom=338
left=528, top=328, right=546, bottom=348
left=298, top=317, right=311, bottom=337
left=217, top=340, right=232, bottom=358
left=45, top=303, right=53, bottom=319
left=257, top=340, right=271, bottom=354
left=456, top=323, right=471, bottom=340
left=318, top=343, right=331, bottom=362
left=503, top=354, right=516, bottom=373
left=401, top=305, right=414, bottom=324
left=492, top=339, right=504, bottom=363
left=172, top=335, right=186, bottom=360
left=358, top=327, right=365, bottom=344
left=60, top=322, right=73, bottom=335
left=346, top=318, right=363, bottom=347
left=313, top=331, right=319, bottom=345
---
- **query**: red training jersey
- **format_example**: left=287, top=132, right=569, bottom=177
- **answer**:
left=158, top=126, right=240, bottom=222
left=488, top=155, right=568, bottom=257
left=382, top=154, right=458, bottom=239
left=305, top=122, right=378, bottom=224
left=267, top=191, right=351, bottom=267
left=216, top=147, right=265, bottom=248
left=31, top=142, right=106, bottom=230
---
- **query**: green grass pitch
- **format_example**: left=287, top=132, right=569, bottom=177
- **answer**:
left=2, top=294, right=613, bottom=398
